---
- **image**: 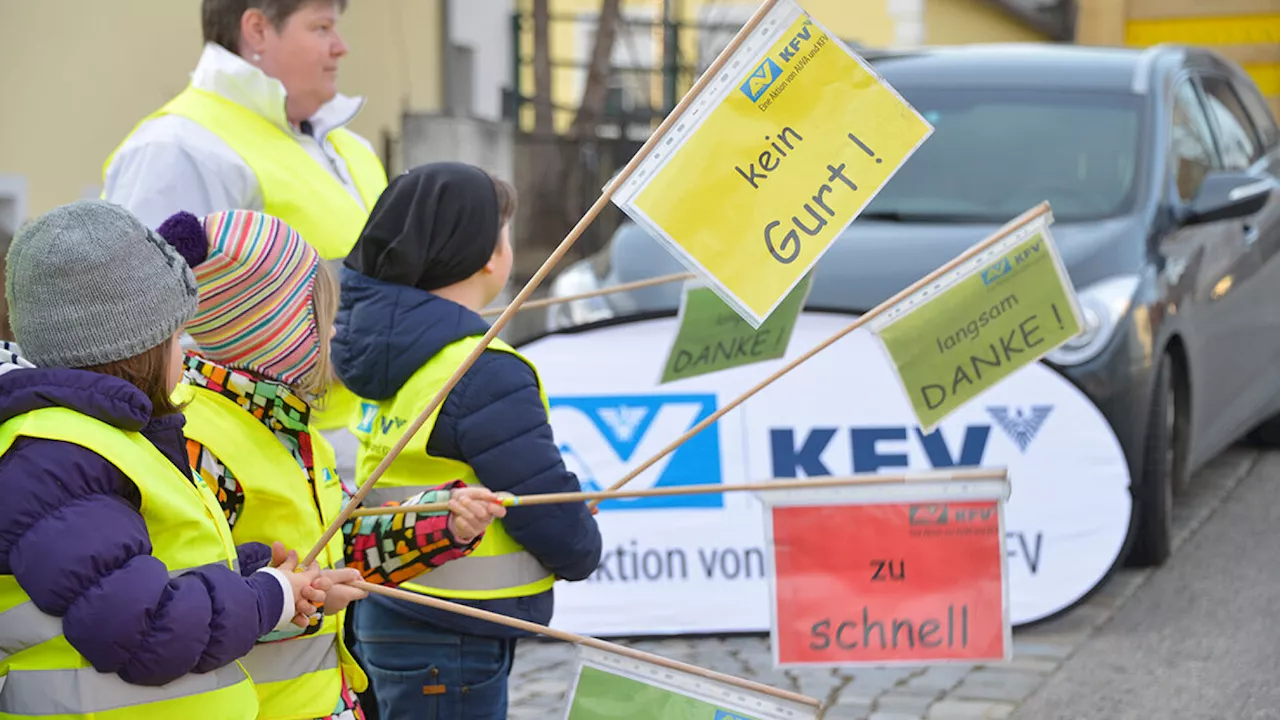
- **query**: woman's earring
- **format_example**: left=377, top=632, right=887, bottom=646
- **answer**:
left=252, top=52, right=262, bottom=63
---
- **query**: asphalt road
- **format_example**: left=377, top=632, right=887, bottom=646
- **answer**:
left=1014, top=450, right=1280, bottom=720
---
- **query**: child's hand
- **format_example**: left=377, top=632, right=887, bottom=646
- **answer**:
left=276, top=548, right=325, bottom=627
left=318, top=568, right=367, bottom=614
left=447, top=488, right=508, bottom=544
left=270, top=540, right=290, bottom=567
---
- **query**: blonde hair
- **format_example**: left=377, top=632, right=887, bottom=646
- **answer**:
left=296, top=261, right=339, bottom=403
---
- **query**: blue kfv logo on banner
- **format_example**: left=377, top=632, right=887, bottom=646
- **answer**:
left=980, top=256, right=1013, bottom=285
left=986, top=405, right=1052, bottom=453
left=549, top=394, right=722, bottom=511
left=740, top=57, right=783, bottom=101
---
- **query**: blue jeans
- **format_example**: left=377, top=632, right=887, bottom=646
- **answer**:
left=352, top=599, right=516, bottom=720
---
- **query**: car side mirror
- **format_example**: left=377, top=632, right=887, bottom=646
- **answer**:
left=1184, top=172, right=1274, bottom=226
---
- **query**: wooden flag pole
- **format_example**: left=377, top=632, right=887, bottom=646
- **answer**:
left=351, top=581, right=822, bottom=710
left=350, top=468, right=1008, bottom=517
left=300, top=0, right=784, bottom=567
left=479, top=272, right=695, bottom=317
left=588, top=201, right=1052, bottom=508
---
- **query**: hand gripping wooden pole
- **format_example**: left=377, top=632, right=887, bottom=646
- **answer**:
left=349, top=468, right=1009, bottom=517
left=587, top=201, right=1052, bottom=508
left=351, top=581, right=822, bottom=710
left=301, top=0, right=785, bottom=567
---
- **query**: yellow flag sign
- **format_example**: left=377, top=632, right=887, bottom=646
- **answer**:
left=611, top=0, right=933, bottom=327
left=870, top=212, right=1084, bottom=431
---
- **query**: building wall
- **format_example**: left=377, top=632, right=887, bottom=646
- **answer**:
left=0, top=0, right=445, bottom=219
left=1076, top=0, right=1280, bottom=119
left=447, top=0, right=517, bottom=121
left=924, top=0, right=1049, bottom=44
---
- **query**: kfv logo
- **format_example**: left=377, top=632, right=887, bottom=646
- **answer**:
left=980, top=256, right=1013, bottom=285
left=355, top=401, right=406, bottom=435
left=356, top=402, right=379, bottom=434
left=909, top=503, right=996, bottom=526
left=740, top=57, right=783, bottom=102
left=987, top=405, right=1053, bottom=453
left=549, top=394, right=722, bottom=511
left=909, top=504, right=949, bottom=525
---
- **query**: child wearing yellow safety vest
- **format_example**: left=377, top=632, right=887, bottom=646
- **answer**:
left=158, top=208, right=507, bottom=720
left=0, top=200, right=327, bottom=720
left=333, top=163, right=604, bottom=719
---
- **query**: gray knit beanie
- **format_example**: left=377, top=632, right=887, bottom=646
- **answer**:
left=4, top=200, right=198, bottom=368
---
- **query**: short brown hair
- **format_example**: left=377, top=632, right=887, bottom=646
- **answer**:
left=486, top=172, right=518, bottom=231
left=202, top=0, right=348, bottom=53
left=80, top=337, right=183, bottom=417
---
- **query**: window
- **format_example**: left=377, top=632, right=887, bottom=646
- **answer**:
left=578, top=9, right=656, bottom=114
left=854, top=85, right=1143, bottom=223
left=1234, top=79, right=1280, bottom=151
left=1170, top=80, right=1218, bottom=203
left=1200, top=75, right=1261, bottom=168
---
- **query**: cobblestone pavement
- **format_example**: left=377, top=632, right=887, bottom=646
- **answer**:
left=507, top=449, right=1260, bottom=719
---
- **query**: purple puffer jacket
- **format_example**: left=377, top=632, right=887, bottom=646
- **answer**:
left=0, top=360, right=286, bottom=686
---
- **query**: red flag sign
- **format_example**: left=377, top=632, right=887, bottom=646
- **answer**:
left=766, top=493, right=1010, bottom=667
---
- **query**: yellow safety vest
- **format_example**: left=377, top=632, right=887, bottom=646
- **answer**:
left=104, top=85, right=389, bottom=432
left=0, top=408, right=258, bottom=720
left=175, top=384, right=368, bottom=720
left=351, top=337, right=556, bottom=601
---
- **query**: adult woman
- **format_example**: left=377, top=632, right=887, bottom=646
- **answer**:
left=103, top=0, right=387, bottom=490
left=104, top=0, right=386, bottom=243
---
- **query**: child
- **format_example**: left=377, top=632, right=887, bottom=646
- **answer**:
left=333, top=162, right=604, bottom=719
left=0, top=200, right=324, bottom=719
left=157, top=209, right=507, bottom=720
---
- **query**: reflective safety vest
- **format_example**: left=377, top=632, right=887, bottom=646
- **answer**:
left=351, top=336, right=556, bottom=600
left=175, top=384, right=368, bottom=719
left=104, top=85, right=389, bottom=432
left=0, top=407, right=258, bottom=720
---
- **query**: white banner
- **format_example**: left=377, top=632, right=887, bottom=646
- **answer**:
left=521, top=313, right=1132, bottom=636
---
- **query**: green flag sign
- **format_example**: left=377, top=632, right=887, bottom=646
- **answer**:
left=566, top=648, right=817, bottom=720
left=871, top=214, right=1082, bottom=430
left=660, top=274, right=812, bottom=384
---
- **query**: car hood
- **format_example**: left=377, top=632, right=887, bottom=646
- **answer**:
left=602, top=214, right=1149, bottom=315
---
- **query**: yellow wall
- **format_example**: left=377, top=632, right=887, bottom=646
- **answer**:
left=0, top=0, right=444, bottom=219
left=925, top=0, right=1049, bottom=44
left=1075, top=0, right=1279, bottom=120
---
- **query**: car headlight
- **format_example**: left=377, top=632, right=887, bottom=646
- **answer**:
left=1044, top=274, right=1141, bottom=366
left=546, top=262, right=617, bottom=331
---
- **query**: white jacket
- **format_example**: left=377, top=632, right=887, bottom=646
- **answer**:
left=104, top=43, right=377, bottom=231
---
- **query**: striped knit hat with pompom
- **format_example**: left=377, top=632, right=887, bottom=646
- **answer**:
left=157, top=209, right=321, bottom=387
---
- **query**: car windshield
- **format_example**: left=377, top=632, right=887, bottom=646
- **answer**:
left=859, top=86, right=1144, bottom=223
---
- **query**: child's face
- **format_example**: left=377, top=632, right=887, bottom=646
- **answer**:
left=483, top=224, right=513, bottom=305
left=166, top=333, right=183, bottom=393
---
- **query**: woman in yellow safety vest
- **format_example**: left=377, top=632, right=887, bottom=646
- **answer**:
left=160, top=208, right=507, bottom=720
left=0, top=200, right=326, bottom=720
left=102, top=0, right=388, bottom=497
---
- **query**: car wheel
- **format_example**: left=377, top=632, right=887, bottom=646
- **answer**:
left=1127, top=353, right=1181, bottom=567
left=1169, top=356, right=1191, bottom=496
